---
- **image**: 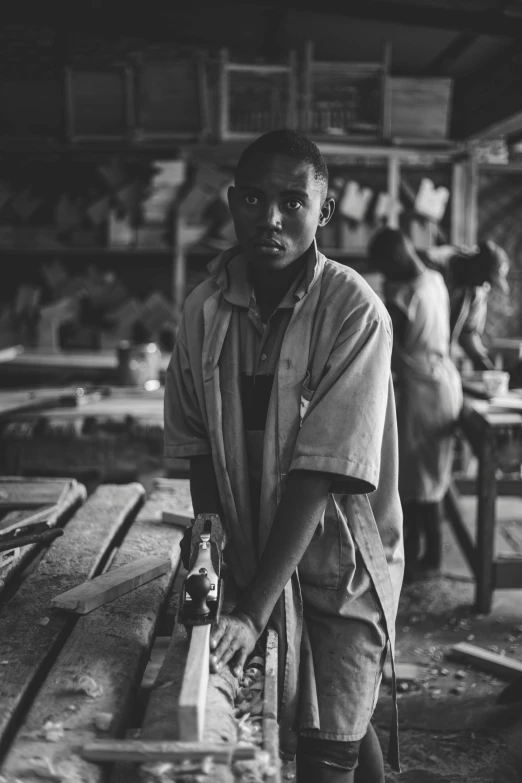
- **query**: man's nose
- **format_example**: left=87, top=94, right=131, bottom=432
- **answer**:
left=259, top=204, right=282, bottom=230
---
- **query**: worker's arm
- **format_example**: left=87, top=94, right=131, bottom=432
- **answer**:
left=209, top=469, right=332, bottom=676
left=459, top=330, right=494, bottom=371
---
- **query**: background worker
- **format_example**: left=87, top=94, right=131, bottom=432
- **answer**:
left=368, top=228, right=462, bottom=582
left=424, top=240, right=510, bottom=371
left=165, top=130, right=404, bottom=783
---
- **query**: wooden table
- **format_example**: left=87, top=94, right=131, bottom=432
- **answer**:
left=446, top=397, right=522, bottom=613
left=0, top=386, right=188, bottom=484
left=1, top=348, right=171, bottom=386
left=0, top=476, right=279, bottom=782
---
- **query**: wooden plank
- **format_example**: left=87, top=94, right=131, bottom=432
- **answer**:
left=0, top=480, right=86, bottom=593
left=140, top=622, right=239, bottom=783
left=445, top=484, right=478, bottom=577
left=449, top=642, right=522, bottom=680
left=1, top=486, right=184, bottom=782
left=493, top=559, right=522, bottom=589
left=179, top=624, right=211, bottom=742
left=0, top=483, right=143, bottom=753
left=51, top=555, right=170, bottom=614
left=263, top=629, right=281, bottom=783
left=383, top=662, right=423, bottom=682
left=0, top=477, right=73, bottom=509
left=0, top=504, right=57, bottom=536
left=83, top=740, right=256, bottom=763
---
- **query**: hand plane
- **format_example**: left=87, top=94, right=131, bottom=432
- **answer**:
left=178, top=513, right=226, bottom=627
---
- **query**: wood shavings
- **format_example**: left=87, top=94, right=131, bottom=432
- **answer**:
left=57, top=674, right=103, bottom=698
left=93, top=712, right=113, bottom=731
left=233, top=750, right=275, bottom=783
left=142, top=756, right=214, bottom=782
left=40, top=720, right=64, bottom=742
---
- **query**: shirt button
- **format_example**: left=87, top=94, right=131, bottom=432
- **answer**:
left=260, top=353, right=267, bottom=361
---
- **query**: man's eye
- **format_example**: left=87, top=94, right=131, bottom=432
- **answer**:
left=244, top=195, right=260, bottom=206
left=286, top=200, right=301, bottom=210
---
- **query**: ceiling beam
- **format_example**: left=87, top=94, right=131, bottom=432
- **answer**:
left=227, top=0, right=522, bottom=38
left=452, top=42, right=522, bottom=138
left=424, top=31, right=478, bottom=74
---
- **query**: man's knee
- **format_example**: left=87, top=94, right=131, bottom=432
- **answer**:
left=297, top=734, right=361, bottom=772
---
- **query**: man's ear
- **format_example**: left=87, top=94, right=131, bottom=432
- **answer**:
left=227, top=185, right=235, bottom=214
left=318, top=197, right=335, bottom=228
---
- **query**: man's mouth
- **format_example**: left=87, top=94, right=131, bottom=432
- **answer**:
left=252, top=238, right=284, bottom=254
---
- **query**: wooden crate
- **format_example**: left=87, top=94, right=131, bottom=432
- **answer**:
left=218, top=49, right=297, bottom=140
left=389, top=76, right=453, bottom=140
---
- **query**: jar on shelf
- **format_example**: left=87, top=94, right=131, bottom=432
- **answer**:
left=117, top=340, right=161, bottom=390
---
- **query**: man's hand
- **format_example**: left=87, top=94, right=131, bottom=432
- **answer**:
left=209, top=612, right=258, bottom=678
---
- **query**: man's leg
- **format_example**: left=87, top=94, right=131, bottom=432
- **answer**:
left=296, top=736, right=360, bottom=783
left=354, top=724, right=385, bottom=783
left=403, top=501, right=422, bottom=582
left=419, top=501, right=442, bottom=570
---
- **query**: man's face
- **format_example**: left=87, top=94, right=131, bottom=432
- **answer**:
left=228, top=154, right=334, bottom=273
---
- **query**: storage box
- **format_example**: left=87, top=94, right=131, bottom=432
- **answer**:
left=390, top=77, right=453, bottom=140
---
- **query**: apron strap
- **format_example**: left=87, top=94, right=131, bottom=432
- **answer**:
left=351, top=498, right=401, bottom=773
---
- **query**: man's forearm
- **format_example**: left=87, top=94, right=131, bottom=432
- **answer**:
left=459, top=331, right=494, bottom=371
left=236, top=470, right=331, bottom=634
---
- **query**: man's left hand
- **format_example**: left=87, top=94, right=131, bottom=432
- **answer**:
left=209, top=612, right=258, bottom=678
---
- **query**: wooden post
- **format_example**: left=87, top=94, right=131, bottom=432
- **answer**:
left=381, top=42, right=392, bottom=141
left=302, top=41, right=314, bottom=133
left=387, top=155, right=401, bottom=228
left=465, top=152, right=478, bottom=246
left=172, top=208, right=186, bottom=324
left=218, top=48, right=229, bottom=141
left=451, top=160, right=467, bottom=246
left=287, top=50, right=298, bottom=130
left=475, top=428, right=497, bottom=613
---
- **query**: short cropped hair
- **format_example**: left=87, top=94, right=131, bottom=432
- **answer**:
left=235, top=129, right=328, bottom=198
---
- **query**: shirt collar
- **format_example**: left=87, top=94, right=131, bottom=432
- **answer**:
left=210, top=239, right=320, bottom=309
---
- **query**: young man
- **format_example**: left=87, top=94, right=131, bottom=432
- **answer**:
left=164, top=130, right=403, bottom=783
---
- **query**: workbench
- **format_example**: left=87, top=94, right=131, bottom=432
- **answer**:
left=0, top=386, right=187, bottom=484
left=0, top=476, right=279, bottom=782
left=446, top=395, right=522, bottom=614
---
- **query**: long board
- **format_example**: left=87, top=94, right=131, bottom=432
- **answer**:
left=2, top=485, right=184, bottom=782
left=0, top=483, right=144, bottom=752
left=52, top=555, right=170, bottom=614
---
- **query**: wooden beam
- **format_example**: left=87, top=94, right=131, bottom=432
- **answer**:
left=51, top=555, right=171, bottom=614
left=179, top=624, right=211, bottom=742
left=444, top=485, right=478, bottom=577
left=263, top=629, right=281, bottom=783
left=425, top=31, right=478, bottom=75
left=224, top=0, right=522, bottom=38
left=449, top=642, right=522, bottom=680
left=1, top=485, right=184, bottom=782
left=82, top=739, right=256, bottom=763
left=0, top=484, right=143, bottom=755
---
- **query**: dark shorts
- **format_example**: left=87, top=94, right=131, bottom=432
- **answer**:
left=297, top=734, right=361, bottom=772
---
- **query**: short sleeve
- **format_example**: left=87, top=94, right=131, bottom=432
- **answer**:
left=164, top=316, right=211, bottom=459
left=290, top=315, right=392, bottom=493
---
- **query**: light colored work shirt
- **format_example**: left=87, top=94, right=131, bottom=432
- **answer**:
left=164, top=241, right=403, bottom=767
